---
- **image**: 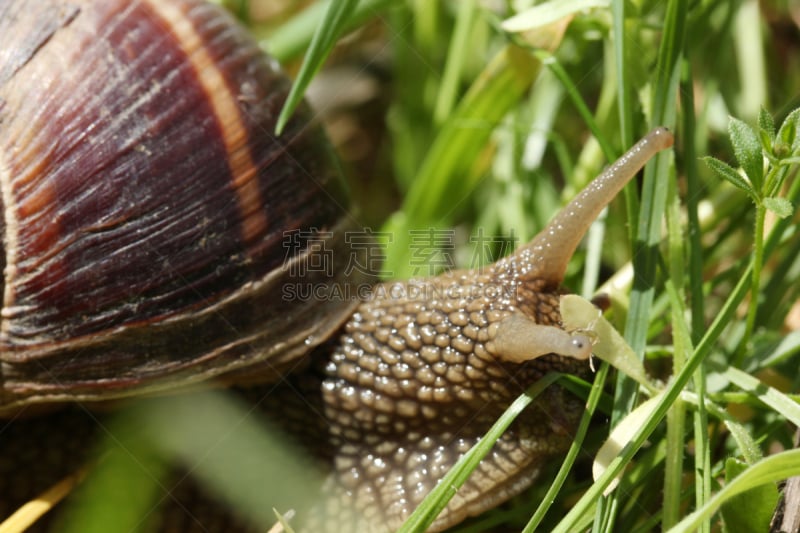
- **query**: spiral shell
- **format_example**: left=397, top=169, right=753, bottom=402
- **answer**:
left=0, top=0, right=371, bottom=410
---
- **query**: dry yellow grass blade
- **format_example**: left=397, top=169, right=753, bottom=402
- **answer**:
left=0, top=466, right=88, bottom=533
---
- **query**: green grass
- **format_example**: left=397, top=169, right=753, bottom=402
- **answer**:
left=253, top=0, right=800, bottom=531
left=22, top=1, right=800, bottom=532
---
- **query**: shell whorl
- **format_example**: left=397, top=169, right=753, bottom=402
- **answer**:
left=0, top=0, right=370, bottom=408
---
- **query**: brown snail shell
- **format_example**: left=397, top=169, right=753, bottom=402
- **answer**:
left=0, top=0, right=374, bottom=410
left=0, top=0, right=674, bottom=531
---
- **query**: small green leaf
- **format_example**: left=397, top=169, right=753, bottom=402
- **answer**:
left=790, top=109, right=800, bottom=154
left=763, top=197, right=794, bottom=218
left=757, top=107, right=774, bottom=138
left=719, top=458, right=780, bottom=533
left=758, top=128, right=773, bottom=155
left=777, top=108, right=800, bottom=154
left=729, top=117, right=764, bottom=190
left=672, top=450, right=800, bottom=533
left=702, top=156, right=757, bottom=199
left=560, top=295, right=655, bottom=393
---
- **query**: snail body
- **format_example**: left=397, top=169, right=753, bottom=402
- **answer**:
left=315, top=127, right=672, bottom=530
left=0, top=0, right=673, bottom=531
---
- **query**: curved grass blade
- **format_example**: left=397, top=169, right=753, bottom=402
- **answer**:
left=397, top=373, right=563, bottom=532
left=275, top=0, right=360, bottom=134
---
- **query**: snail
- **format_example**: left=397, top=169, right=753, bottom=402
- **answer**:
left=0, top=0, right=674, bottom=531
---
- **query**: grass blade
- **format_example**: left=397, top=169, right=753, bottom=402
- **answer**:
left=275, top=0, right=360, bottom=134
left=397, top=373, right=563, bottom=532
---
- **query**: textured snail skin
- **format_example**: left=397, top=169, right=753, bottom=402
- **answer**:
left=0, top=0, right=675, bottom=531
left=303, top=128, right=674, bottom=530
